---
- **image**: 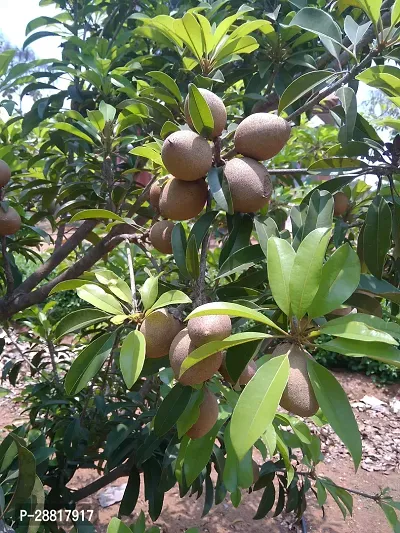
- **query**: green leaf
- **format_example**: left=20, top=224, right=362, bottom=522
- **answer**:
left=337, top=86, right=357, bottom=144
left=308, top=157, right=365, bottom=174
left=172, top=223, right=189, bottom=279
left=321, top=320, right=397, bottom=344
left=230, top=354, right=290, bottom=460
left=179, top=332, right=271, bottom=378
left=139, top=276, right=159, bottom=311
left=160, top=120, right=180, bottom=139
left=209, top=166, right=234, bottom=215
left=177, top=388, right=204, bottom=438
left=308, top=360, right=362, bottom=468
left=120, top=331, right=146, bottom=389
left=147, top=71, right=182, bottom=102
left=174, top=13, right=204, bottom=60
left=77, top=284, right=124, bottom=315
left=107, top=517, right=132, bottom=533
left=99, top=100, right=116, bottom=122
left=308, top=243, right=360, bottom=318
left=299, top=190, right=334, bottom=243
left=254, top=216, right=279, bottom=258
left=356, top=0, right=382, bottom=25
left=217, top=245, right=265, bottom=279
left=362, top=195, right=392, bottom=279
left=278, top=70, right=336, bottom=115
left=65, top=332, right=116, bottom=395
left=94, top=270, right=132, bottom=304
left=254, top=481, right=276, bottom=519
left=49, top=279, right=92, bottom=295
left=87, top=110, right=105, bottom=132
left=392, top=0, right=400, bottom=26
left=319, top=337, right=400, bottom=367
left=54, top=309, right=110, bottom=340
left=344, top=16, right=371, bottom=52
left=5, top=440, right=36, bottom=512
left=130, top=146, right=163, bottom=167
left=148, top=290, right=192, bottom=313
left=322, top=312, right=400, bottom=340
left=187, top=84, right=214, bottom=138
left=189, top=211, right=218, bottom=249
left=154, top=383, right=193, bottom=436
left=53, top=123, right=95, bottom=144
left=290, top=8, right=343, bottom=61
left=187, top=302, right=287, bottom=334
left=358, top=274, right=400, bottom=304
left=70, top=209, right=125, bottom=223
left=0, top=50, right=16, bottom=77
left=29, top=476, right=45, bottom=533
left=289, top=228, right=331, bottom=319
left=186, top=234, right=200, bottom=279
left=223, top=422, right=253, bottom=492
left=267, top=238, right=296, bottom=316
left=119, top=467, right=140, bottom=516
left=356, top=65, right=400, bottom=97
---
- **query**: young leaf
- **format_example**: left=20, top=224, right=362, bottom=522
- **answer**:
left=278, top=71, right=336, bottom=115
left=187, top=84, right=214, bottom=138
left=230, top=354, right=290, bottom=460
left=94, top=270, right=132, bottom=304
left=148, top=290, right=191, bottom=313
left=267, top=237, right=296, bottom=316
left=120, top=330, right=146, bottom=389
left=139, top=276, right=159, bottom=311
left=77, top=284, right=124, bottom=315
left=154, top=383, right=193, bottom=436
left=308, top=360, right=362, bottom=468
left=344, top=16, right=371, bottom=54
left=70, top=209, right=125, bottom=223
left=65, top=332, right=116, bottom=395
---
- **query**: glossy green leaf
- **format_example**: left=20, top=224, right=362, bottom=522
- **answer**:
left=174, top=13, right=204, bottom=60
left=77, top=284, right=124, bottom=315
left=189, top=211, right=218, bottom=249
left=87, top=110, right=105, bottom=132
left=5, top=440, right=36, bottom=512
left=187, top=84, right=214, bottom=138
left=120, top=330, right=146, bottom=389
left=107, top=517, right=132, bottom=533
left=322, top=312, right=400, bottom=339
left=392, top=0, right=400, bottom=26
left=99, top=100, right=116, bottom=122
left=278, top=70, right=336, bottom=115
left=130, top=146, right=163, bottom=167
left=172, top=223, right=189, bottom=279
left=337, top=86, right=357, bottom=144
left=65, top=332, right=116, bottom=395
left=49, top=279, right=92, bottom=295
left=358, top=274, right=400, bottom=304
left=154, top=383, right=193, bottom=436
left=177, top=388, right=204, bottom=438
left=362, top=195, right=392, bottom=279
left=308, top=157, right=365, bottom=175
left=54, top=309, right=110, bottom=340
left=320, top=337, right=400, bottom=367
left=308, top=243, right=360, bottom=317
left=179, top=332, right=271, bottom=378
left=70, top=209, right=125, bottom=223
left=209, top=166, right=234, bottom=214
left=28, top=476, right=45, bottom=533
left=223, top=422, right=253, bottom=492
left=186, top=234, right=200, bottom=279
left=356, top=65, right=400, bottom=97
left=299, top=190, right=334, bottom=243
left=147, top=71, right=182, bottom=102
left=0, top=50, right=16, bottom=77
left=321, top=320, right=397, bottom=344
left=289, top=228, right=331, bottom=319
left=217, top=245, right=265, bottom=279
left=356, top=0, right=382, bottom=25
left=139, top=276, right=159, bottom=311
left=53, top=123, right=95, bottom=144
left=254, top=216, right=279, bottom=258
left=308, top=359, right=362, bottom=468
left=267, top=237, right=295, bottom=316
left=119, top=466, right=140, bottom=516
left=160, top=120, right=180, bottom=139
left=254, top=481, right=276, bottom=519
left=344, top=16, right=371, bottom=53
left=230, top=354, right=290, bottom=460
left=148, top=290, right=191, bottom=313
left=186, top=301, right=287, bottom=334
left=94, top=270, right=132, bottom=304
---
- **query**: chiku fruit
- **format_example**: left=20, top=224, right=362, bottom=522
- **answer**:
left=140, top=309, right=182, bottom=359
left=161, top=130, right=212, bottom=181
left=150, top=220, right=174, bottom=254
left=184, top=88, right=227, bottom=138
left=272, top=342, right=319, bottom=417
left=149, top=182, right=162, bottom=210
left=159, top=176, right=208, bottom=221
left=224, top=157, right=272, bottom=213
left=234, top=112, right=291, bottom=161
left=187, top=314, right=232, bottom=347
left=0, top=206, right=21, bottom=236
left=0, top=160, right=11, bottom=188
left=333, top=191, right=350, bottom=216
left=169, top=328, right=223, bottom=386
left=220, top=357, right=256, bottom=386
left=186, top=387, right=219, bottom=439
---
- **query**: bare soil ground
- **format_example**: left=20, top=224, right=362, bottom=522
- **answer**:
left=1, top=371, right=399, bottom=533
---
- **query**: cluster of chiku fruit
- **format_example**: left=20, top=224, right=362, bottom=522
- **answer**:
left=0, top=160, right=22, bottom=237
left=148, top=88, right=292, bottom=254
left=140, top=308, right=318, bottom=440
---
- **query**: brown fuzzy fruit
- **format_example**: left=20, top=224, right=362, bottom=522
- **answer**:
left=186, top=388, right=219, bottom=439
left=220, top=358, right=257, bottom=386
left=161, top=130, right=212, bottom=181
left=150, top=220, right=174, bottom=254
left=184, top=89, right=227, bottom=138
left=187, top=314, right=232, bottom=347
left=224, top=157, right=272, bottom=213
left=159, top=176, right=208, bottom=221
left=140, top=309, right=182, bottom=359
left=272, top=343, right=319, bottom=417
left=252, top=460, right=260, bottom=484
left=0, top=206, right=21, bottom=236
left=169, top=328, right=223, bottom=386
left=0, top=160, right=11, bottom=188
left=333, top=192, right=350, bottom=216
left=149, top=182, right=162, bottom=210
left=234, top=113, right=291, bottom=161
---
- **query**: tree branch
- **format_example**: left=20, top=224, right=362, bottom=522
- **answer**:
left=71, top=462, right=130, bottom=502
left=127, top=174, right=158, bottom=218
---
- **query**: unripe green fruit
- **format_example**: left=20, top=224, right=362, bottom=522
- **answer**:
left=150, top=220, right=174, bottom=254
left=234, top=113, right=291, bottom=161
left=333, top=191, right=350, bottom=216
left=224, top=157, right=272, bottom=213
left=272, top=343, right=319, bottom=417
left=0, top=160, right=11, bottom=188
left=184, top=89, right=227, bottom=138
left=161, top=130, right=212, bottom=181
left=169, top=328, right=223, bottom=386
left=0, top=206, right=21, bottom=236
left=187, top=314, right=232, bottom=347
left=186, top=388, right=219, bottom=439
left=159, top=176, right=208, bottom=221
left=140, top=309, right=182, bottom=359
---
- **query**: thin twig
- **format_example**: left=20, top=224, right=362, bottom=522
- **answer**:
left=127, top=174, right=158, bottom=217
left=126, top=239, right=137, bottom=312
